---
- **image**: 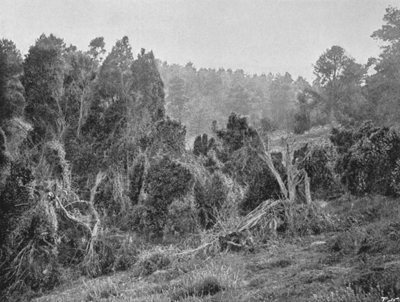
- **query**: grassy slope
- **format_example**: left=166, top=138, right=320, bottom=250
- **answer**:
left=33, top=195, right=400, bottom=302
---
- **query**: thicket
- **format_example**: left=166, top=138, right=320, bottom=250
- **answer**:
left=331, top=121, right=400, bottom=196
left=294, top=141, right=342, bottom=199
left=133, top=155, right=193, bottom=238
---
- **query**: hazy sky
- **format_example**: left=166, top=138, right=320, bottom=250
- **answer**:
left=0, top=0, right=398, bottom=81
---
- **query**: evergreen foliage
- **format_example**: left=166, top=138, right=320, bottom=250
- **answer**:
left=145, top=156, right=193, bottom=212
left=202, top=113, right=284, bottom=214
left=128, top=155, right=146, bottom=206
left=193, top=133, right=215, bottom=156
left=130, top=156, right=194, bottom=238
left=131, top=49, right=165, bottom=122
left=23, top=34, right=66, bottom=142
left=331, top=121, right=400, bottom=196
left=239, top=152, right=285, bottom=214
left=294, top=142, right=341, bottom=199
left=149, top=117, right=186, bottom=156
left=216, top=112, right=259, bottom=153
left=194, top=171, right=229, bottom=229
left=0, top=39, right=25, bottom=129
left=0, top=128, right=11, bottom=188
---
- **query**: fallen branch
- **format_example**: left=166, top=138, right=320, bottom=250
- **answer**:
left=175, top=239, right=218, bottom=256
left=238, top=199, right=281, bottom=232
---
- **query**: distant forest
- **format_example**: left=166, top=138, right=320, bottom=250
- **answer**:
left=159, top=7, right=400, bottom=139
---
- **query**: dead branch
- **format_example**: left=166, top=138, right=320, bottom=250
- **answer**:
left=304, top=172, right=312, bottom=204
left=238, top=199, right=281, bottom=232
left=54, top=195, right=92, bottom=236
left=255, top=135, right=288, bottom=199
left=175, top=239, right=218, bottom=256
left=86, top=171, right=106, bottom=250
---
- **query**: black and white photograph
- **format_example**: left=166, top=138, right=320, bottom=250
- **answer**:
left=1, top=0, right=400, bottom=301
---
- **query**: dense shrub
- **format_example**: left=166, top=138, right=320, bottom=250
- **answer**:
left=0, top=128, right=11, bottom=189
left=239, top=153, right=285, bottom=214
left=216, top=112, right=260, bottom=153
left=128, top=154, right=146, bottom=205
left=128, top=203, right=154, bottom=236
left=145, top=156, right=193, bottom=210
left=165, top=197, right=199, bottom=237
left=331, top=122, right=400, bottom=196
left=330, top=126, right=356, bottom=155
left=294, top=142, right=342, bottom=199
left=130, top=156, right=194, bottom=239
left=196, top=114, right=286, bottom=214
left=43, top=141, right=71, bottom=188
left=193, top=133, right=216, bottom=156
left=1, top=195, right=60, bottom=296
left=140, top=117, right=186, bottom=156
left=94, top=177, right=123, bottom=216
left=152, top=117, right=186, bottom=156
left=0, top=161, right=33, bottom=247
left=194, top=171, right=229, bottom=228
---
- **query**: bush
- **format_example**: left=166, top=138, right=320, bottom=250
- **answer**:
left=194, top=171, right=229, bottom=229
left=0, top=127, right=11, bottom=190
left=43, top=141, right=71, bottom=188
left=239, top=152, right=285, bottom=214
left=1, top=196, right=60, bottom=296
left=145, top=156, right=193, bottom=210
left=330, top=126, right=355, bottom=155
left=164, top=197, right=199, bottom=238
left=340, top=123, right=400, bottom=196
left=141, top=117, right=187, bottom=157
left=129, top=155, right=194, bottom=239
left=216, top=112, right=259, bottom=153
left=193, top=133, right=216, bottom=156
left=330, top=122, right=400, bottom=196
left=128, top=155, right=145, bottom=205
left=0, top=161, right=33, bottom=248
left=128, top=203, right=159, bottom=239
left=294, top=142, right=342, bottom=199
left=134, top=252, right=171, bottom=277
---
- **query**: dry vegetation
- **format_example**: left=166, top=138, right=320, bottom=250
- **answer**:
left=28, top=194, right=400, bottom=302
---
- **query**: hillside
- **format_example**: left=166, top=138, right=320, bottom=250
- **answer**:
left=33, top=195, right=400, bottom=302
left=2, top=7, right=400, bottom=300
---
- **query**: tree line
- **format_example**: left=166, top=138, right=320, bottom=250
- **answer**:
left=159, top=6, right=400, bottom=137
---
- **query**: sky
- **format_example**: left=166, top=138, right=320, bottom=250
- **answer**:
left=0, top=0, right=398, bottom=81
